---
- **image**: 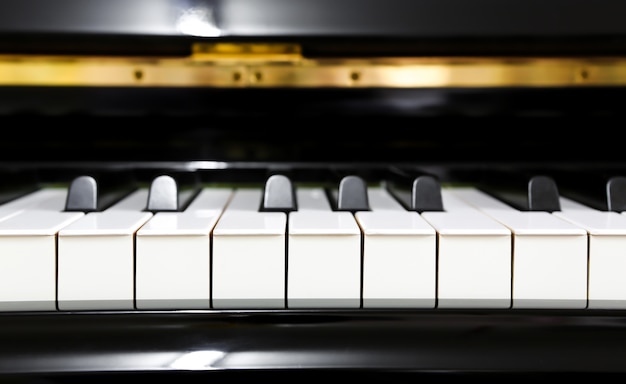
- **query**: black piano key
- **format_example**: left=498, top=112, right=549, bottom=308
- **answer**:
left=607, top=176, right=626, bottom=212
left=554, top=169, right=626, bottom=212
left=64, top=170, right=138, bottom=212
left=260, top=174, right=297, bottom=212
left=323, top=166, right=384, bottom=212
left=334, top=175, right=370, bottom=212
left=527, top=175, right=561, bottom=212
left=478, top=170, right=561, bottom=212
left=384, top=167, right=444, bottom=212
left=322, top=165, right=370, bottom=212
left=412, top=175, right=444, bottom=212
left=146, top=172, right=201, bottom=212
left=64, top=175, right=97, bottom=212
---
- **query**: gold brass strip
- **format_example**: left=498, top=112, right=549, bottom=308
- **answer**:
left=191, top=42, right=303, bottom=62
left=1, top=55, right=626, bottom=87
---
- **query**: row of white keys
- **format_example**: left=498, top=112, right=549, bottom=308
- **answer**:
left=211, top=186, right=362, bottom=309
left=0, top=179, right=610, bottom=311
left=57, top=189, right=154, bottom=311
left=0, top=181, right=235, bottom=312
left=0, top=187, right=84, bottom=311
left=213, top=184, right=515, bottom=310
left=135, top=188, right=233, bottom=310
left=450, top=187, right=588, bottom=309
left=355, top=187, right=436, bottom=308
left=554, top=197, right=626, bottom=309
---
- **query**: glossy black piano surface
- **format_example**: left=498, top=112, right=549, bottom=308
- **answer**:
left=2, top=0, right=626, bottom=56
left=3, top=0, right=626, bottom=382
left=4, top=309, right=626, bottom=380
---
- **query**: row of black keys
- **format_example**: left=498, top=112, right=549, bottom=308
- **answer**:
left=0, top=166, right=624, bottom=215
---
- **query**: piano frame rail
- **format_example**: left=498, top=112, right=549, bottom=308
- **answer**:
left=2, top=51, right=626, bottom=88
left=1, top=309, right=626, bottom=376
left=0, top=147, right=622, bottom=380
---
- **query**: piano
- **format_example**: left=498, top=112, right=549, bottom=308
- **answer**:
left=2, top=0, right=626, bottom=381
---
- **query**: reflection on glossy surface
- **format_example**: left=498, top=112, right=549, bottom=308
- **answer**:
left=2, top=310, right=626, bottom=375
left=170, top=350, right=226, bottom=370
left=1, top=0, right=626, bottom=40
left=176, top=6, right=220, bottom=37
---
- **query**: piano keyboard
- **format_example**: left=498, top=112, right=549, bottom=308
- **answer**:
left=1, top=170, right=626, bottom=312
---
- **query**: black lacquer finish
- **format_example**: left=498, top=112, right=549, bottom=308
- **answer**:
left=1, top=0, right=626, bottom=56
left=2, top=0, right=625, bottom=38
left=2, top=310, right=626, bottom=377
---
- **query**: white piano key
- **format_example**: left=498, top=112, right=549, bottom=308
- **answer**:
left=57, top=189, right=153, bottom=311
left=559, top=196, right=598, bottom=211
left=212, top=188, right=286, bottom=309
left=452, top=187, right=588, bottom=309
left=554, top=197, right=626, bottom=309
left=105, top=189, right=150, bottom=211
left=355, top=188, right=437, bottom=308
left=135, top=188, right=232, bottom=310
left=286, top=187, right=360, bottom=308
left=0, top=209, right=84, bottom=311
left=421, top=191, right=512, bottom=309
left=288, top=217, right=360, bottom=308
left=366, top=186, right=406, bottom=211
left=0, top=188, right=66, bottom=229
left=224, top=188, right=262, bottom=211
left=296, top=187, right=332, bottom=211
left=0, top=188, right=68, bottom=219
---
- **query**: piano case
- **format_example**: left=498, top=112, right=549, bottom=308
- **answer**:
left=1, top=0, right=626, bottom=381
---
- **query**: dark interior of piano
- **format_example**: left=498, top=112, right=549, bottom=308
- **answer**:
left=2, top=0, right=626, bottom=382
